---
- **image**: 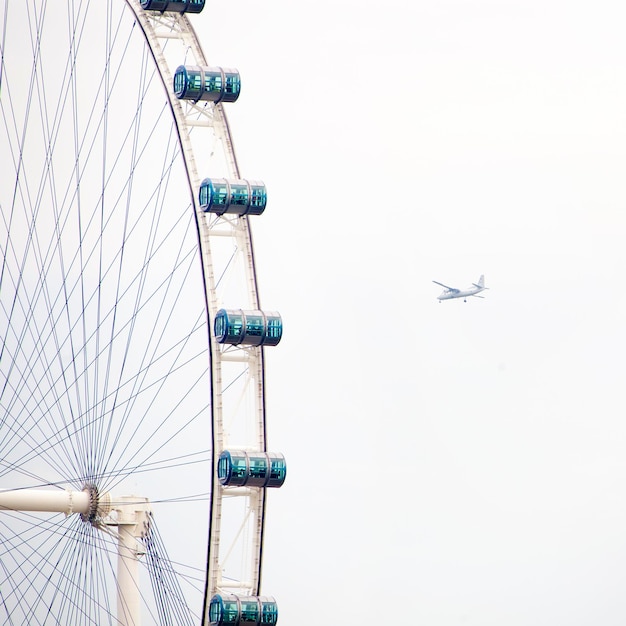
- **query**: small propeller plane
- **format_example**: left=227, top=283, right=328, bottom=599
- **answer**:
left=433, top=275, right=488, bottom=302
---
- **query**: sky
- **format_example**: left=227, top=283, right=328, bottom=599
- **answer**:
left=198, top=1, right=626, bottom=624
left=3, top=0, right=626, bottom=624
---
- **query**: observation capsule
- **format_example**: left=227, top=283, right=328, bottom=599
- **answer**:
left=173, top=66, right=241, bottom=103
left=199, top=178, right=267, bottom=216
left=214, top=309, right=282, bottom=347
left=218, top=450, right=287, bottom=488
left=209, top=594, right=278, bottom=626
left=140, top=0, right=205, bottom=12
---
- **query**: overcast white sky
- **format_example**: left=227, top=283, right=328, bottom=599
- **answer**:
left=197, top=1, right=626, bottom=623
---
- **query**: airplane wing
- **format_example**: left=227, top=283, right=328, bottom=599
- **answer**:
left=432, top=280, right=458, bottom=292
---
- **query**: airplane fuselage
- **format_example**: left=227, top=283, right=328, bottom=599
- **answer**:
left=437, top=286, right=485, bottom=301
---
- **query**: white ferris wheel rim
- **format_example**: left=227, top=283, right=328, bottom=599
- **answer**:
left=0, top=1, right=271, bottom=624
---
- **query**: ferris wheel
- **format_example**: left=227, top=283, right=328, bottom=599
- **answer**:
left=0, top=1, right=284, bottom=625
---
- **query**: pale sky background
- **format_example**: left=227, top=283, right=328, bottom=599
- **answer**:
left=197, top=1, right=626, bottom=624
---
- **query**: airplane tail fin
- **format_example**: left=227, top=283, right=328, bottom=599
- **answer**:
left=472, top=275, right=485, bottom=289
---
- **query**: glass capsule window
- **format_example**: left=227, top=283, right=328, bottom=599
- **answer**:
left=245, top=314, right=265, bottom=340
left=221, top=598, right=239, bottom=625
left=269, top=456, right=287, bottom=485
left=231, top=456, right=247, bottom=481
left=249, top=184, right=267, bottom=211
left=220, top=70, right=241, bottom=102
left=174, top=66, right=240, bottom=103
left=229, top=315, right=244, bottom=339
left=214, top=310, right=282, bottom=346
left=208, top=595, right=239, bottom=625
left=208, top=595, right=277, bottom=626
left=215, top=189, right=230, bottom=208
left=199, top=178, right=230, bottom=212
left=214, top=310, right=244, bottom=344
left=262, top=312, right=283, bottom=347
left=217, top=455, right=227, bottom=482
left=173, top=66, right=203, bottom=101
left=214, top=312, right=226, bottom=340
left=218, top=451, right=248, bottom=486
left=199, top=178, right=267, bottom=216
left=248, top=455, right=268, bottom=483
left=260, top=600, right=278, bottom=625
left=204, top=69, right=223, bottom=97
left=198, top=181, right=210, bottom=208
left=209, top=599, right=221, bottom=624
left=218, top=451, right=286, bottom=488
left=188, top=71, right=203, bottom=95
left=240, top=599, right=260, bottom=624
left=265, top=317, right=283, bottom=343
left=225, top=73, right=241, bottom=97
left=173, top=67, right=186, bottom=96
left=230, top=182, right=249, bottom=206
left=141, top=0, right=205, bottom=12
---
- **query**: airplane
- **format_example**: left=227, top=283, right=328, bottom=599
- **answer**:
left=433, top=275, right=488, bottom=302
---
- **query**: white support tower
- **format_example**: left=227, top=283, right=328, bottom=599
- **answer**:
left=0, top=489, right=151, bottom=626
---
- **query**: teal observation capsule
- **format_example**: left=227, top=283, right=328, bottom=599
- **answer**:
left=214, top=309, right=282, bottom=347
left=208, top=595, right=278, bottom=626
left=140, top=0, right=205, bottom=12
left=173, top=66, right=241, bottom=103
left=218, top=451, right=287, bottom=488
left=199, top=178, right=267, bottom=216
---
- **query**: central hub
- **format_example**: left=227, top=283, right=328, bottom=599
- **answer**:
left=81, top=483, right=112, bottom=526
